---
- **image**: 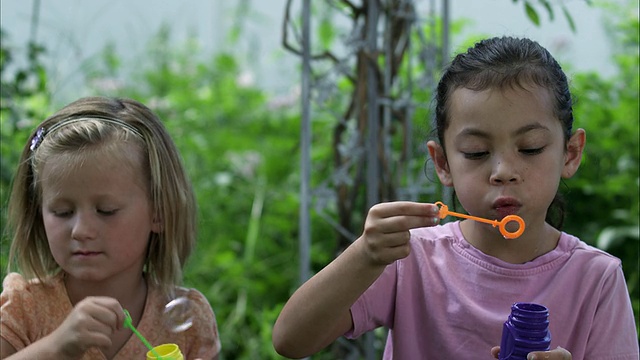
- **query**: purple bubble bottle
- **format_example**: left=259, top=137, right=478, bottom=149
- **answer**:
left=499, top=302, right=551, bottom=360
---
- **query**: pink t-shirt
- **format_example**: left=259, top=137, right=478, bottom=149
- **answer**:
left=1, top=272, right=220, bottom=359
left=346, top=221, right=639, bottom=359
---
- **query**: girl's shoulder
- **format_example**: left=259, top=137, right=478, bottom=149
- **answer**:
left=1, top=273, right=68, bottom=350
left=173, top=285, right=209, bottom=301
left=2, top=272, right=28, bottom=291
left=172, top=286, right=215, bottom=315
left=560, top=232, right=623, bottom=271
left=1, top=272, right=64, bottom=297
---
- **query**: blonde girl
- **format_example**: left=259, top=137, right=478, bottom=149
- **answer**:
left=1, top=97, right=220, bottom=359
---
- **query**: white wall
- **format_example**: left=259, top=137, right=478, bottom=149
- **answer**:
left=448, top=0, right=614, bottom=75
left=0, top=0, right=616, bottom=105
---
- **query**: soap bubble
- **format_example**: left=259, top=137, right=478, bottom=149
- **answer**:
left=163, top=297, right=193, bottom=333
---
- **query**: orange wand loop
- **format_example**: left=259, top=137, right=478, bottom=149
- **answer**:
left=434, top=201, right=525, bottom=239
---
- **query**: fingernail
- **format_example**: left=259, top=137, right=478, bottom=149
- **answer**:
left=527, top=355, right=536, bottom=360
left=431, top=217, right=440, bottom=225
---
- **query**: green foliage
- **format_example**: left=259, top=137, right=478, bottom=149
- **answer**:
left=0, top=29, right=52, bottom=272
left=0, top=29, right=51, bottom=182
left=563, top=0, right=640, bottom=335
left=512, top=0, right=581, bottom=32
left=0, top=0, right=637, bottom=358
left=85, top=27, right=340, bottom=358
left=125, top=35, right=304, bottom=359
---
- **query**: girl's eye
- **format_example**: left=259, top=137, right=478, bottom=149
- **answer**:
left=520, top=147, right=545, bottom=155
left=54, top=211, right=72, bottom=217
left=463, top=152, right=489, bottom=160
left=98, top=209, right=118, bottom=215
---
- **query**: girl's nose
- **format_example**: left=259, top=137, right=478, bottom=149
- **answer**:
left=490, top=158, right=522, bottom=185
left=71, top=212, right=98, bottom=241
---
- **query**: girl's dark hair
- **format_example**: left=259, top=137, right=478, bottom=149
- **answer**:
left=434, top=36, right=574, bottom=229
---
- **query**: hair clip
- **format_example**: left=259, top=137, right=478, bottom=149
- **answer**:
left=27, top=117, right=143, bottom=152
left=30, top=127, right=46, bottom=151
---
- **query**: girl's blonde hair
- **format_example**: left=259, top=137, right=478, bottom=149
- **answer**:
left=6, top=96, right=196, bottom=296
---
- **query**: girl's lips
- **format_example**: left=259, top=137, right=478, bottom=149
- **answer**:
left=72, top=251, right=102, bottom=256
left=492, top=198, right=522, bottom=217
left=493, top=197, right=521, bottom=207
left=495, top=206, right=521, bottom=218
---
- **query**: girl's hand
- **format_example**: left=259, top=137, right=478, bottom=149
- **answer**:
left=359, top=201, right=439, bottom=267
left=491, top=346, right=572, bottom=360
left=47, top=296, right=124, bottom=359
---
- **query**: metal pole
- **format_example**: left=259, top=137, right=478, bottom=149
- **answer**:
left=442, top=0, right=450, bottom=64
left=365, top=0, right=379, bottom=358
left=29, top=0, right=41, bottom=44
left=382, top=0, right=393, bottom=202
left=441, top=0, right=452, bottom=205
left=405, top=2, right=416, bottom=201
left=299, top=0, right=312, bottom=288
left=366, top=0, right=380, bottom=211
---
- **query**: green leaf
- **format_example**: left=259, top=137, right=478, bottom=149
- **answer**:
left=525, top=2, right=541, bottom=26
left=562, top=6, right=577, bottom=33
left=541, top=0, right=554, bottom=21
left=319, top=18, right=335, bottom=48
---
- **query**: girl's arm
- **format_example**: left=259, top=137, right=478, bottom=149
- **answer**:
left=272, top=238, right=386, bottom=358
left=1, top=336, right=64, bottom=360
left=1, top=339, right=17, bottom=358
left=272, top=202, right=439, bottom=358
left=1, top=296, right=124, bottom=360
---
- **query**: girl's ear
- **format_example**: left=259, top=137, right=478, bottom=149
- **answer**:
left=427, top=140, right=453, bottom=186
left=562, top=128, right=586, bottom=179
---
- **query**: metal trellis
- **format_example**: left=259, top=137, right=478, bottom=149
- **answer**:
left=292, top=0, right=450, bottom=357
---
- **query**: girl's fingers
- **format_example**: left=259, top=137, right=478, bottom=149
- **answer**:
left=369, top=201, right=439, bottom=219
left=490, top=346, right=500, bottom=358
left=493, top=346, right=571, bottom=360
left=375, top=231, right=411, bottom=248
left=77, top=297, right=124, bottom=331
left=528, top=347, right=572, bottom=360
left=370, top=214, right=439, bottom=234
left=369, top=243, right=411, bottom=264
left=361, top=201, right=442, bottom=265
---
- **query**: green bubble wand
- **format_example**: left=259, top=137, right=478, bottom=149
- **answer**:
left=123, top=309, right=163, bottom=359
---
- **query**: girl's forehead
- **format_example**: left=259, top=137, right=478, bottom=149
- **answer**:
left=40, top=142, right=147, bottom=186
left=449, top=85, right=554, bottom=116
left=451, top=83, right=553, bottom=103
left=446, top=85, right=559, bottom=133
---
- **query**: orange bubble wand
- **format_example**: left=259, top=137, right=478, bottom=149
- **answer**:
left=434, top=201, right=525, bottom=239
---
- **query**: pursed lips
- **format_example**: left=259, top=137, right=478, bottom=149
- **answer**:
left=492, top=197, right=522, bottom=217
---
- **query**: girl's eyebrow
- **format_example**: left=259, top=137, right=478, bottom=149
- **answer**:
left=455, top=127, right=490, bottom=140
left=455, top=122, right=551, bottom=140
left=514, top=123, right=551, bottom=136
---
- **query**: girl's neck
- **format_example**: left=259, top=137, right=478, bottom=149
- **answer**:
left=460, top=219, right=561, bottom=264
left=63, top=272, right=148, bottom=314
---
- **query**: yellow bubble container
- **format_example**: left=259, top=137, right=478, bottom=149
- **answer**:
left=146, top=343, right=183, bottom=360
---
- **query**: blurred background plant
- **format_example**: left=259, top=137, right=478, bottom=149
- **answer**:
left=1, top=0, right=637, bottom=358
